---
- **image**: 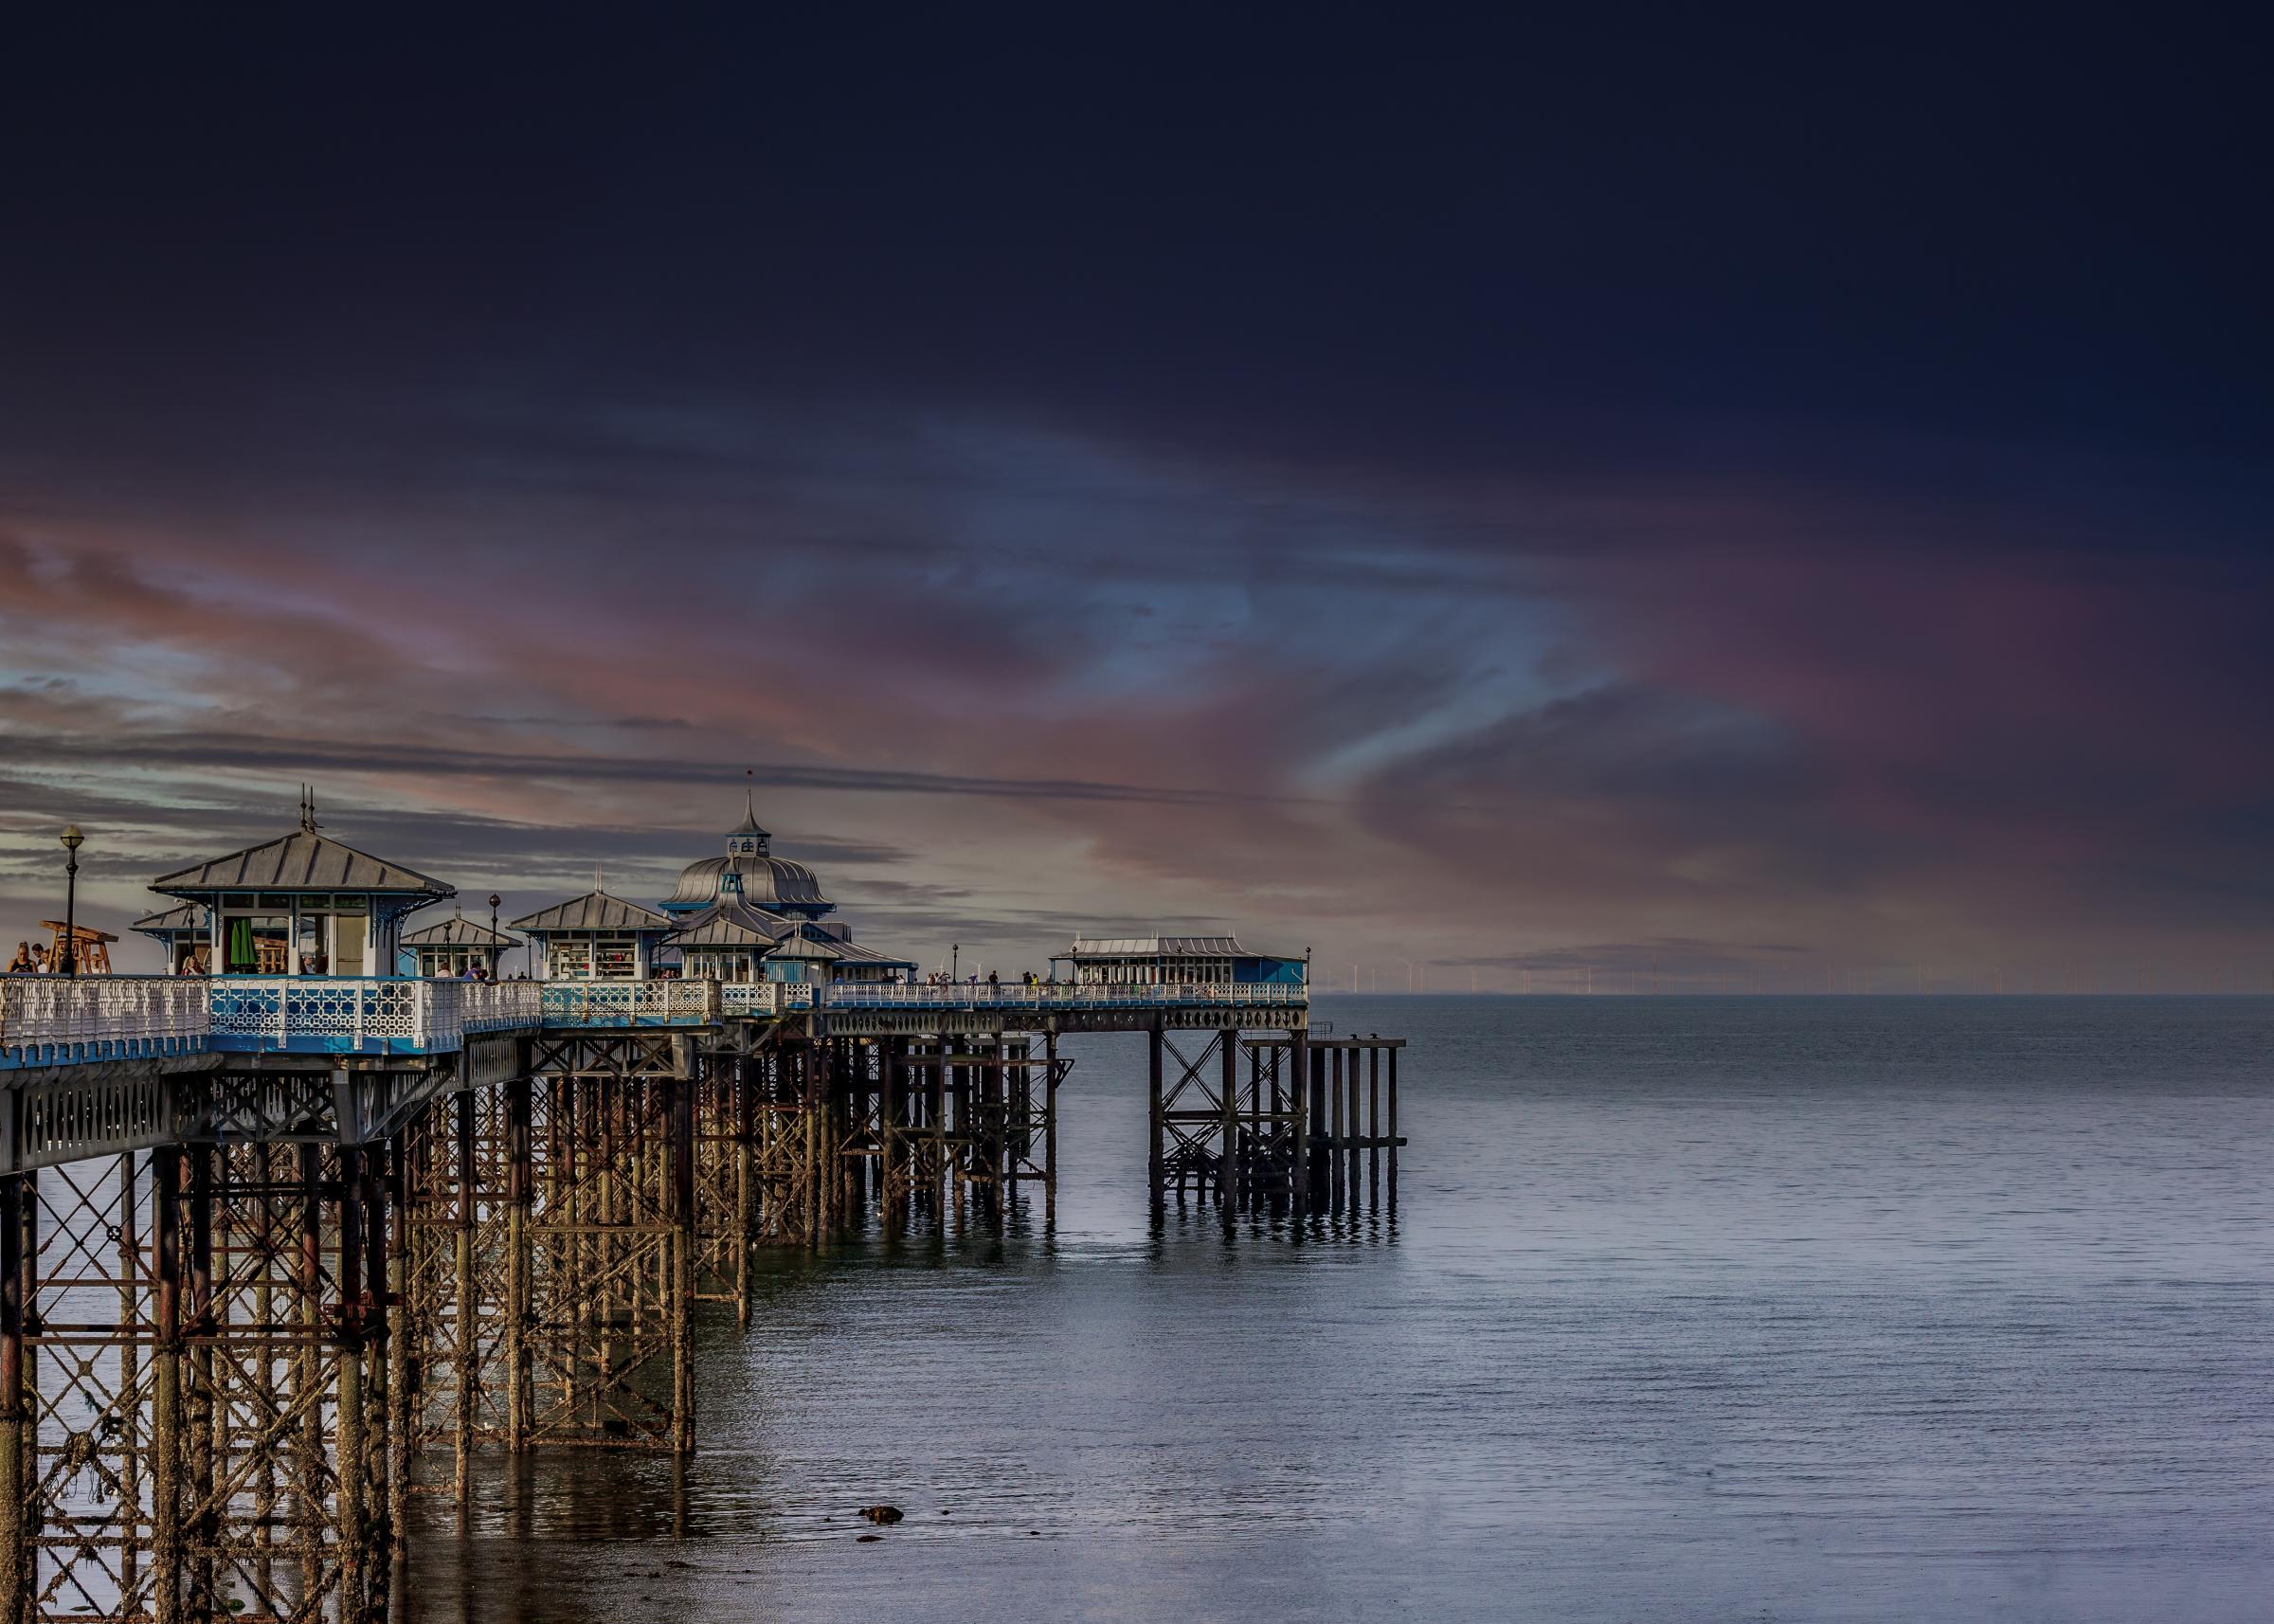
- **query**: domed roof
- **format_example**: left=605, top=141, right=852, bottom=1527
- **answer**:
left=666, top=853, right=828, bottom=911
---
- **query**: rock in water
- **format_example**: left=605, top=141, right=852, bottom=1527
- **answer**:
left=857, top=1505, right=905, bottom=1525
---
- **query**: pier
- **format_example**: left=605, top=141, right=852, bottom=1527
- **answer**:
left=0, top=800, right=1406, bottom=1622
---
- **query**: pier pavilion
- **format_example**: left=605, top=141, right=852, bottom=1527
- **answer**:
left=400, top=911, right=519, bottom=978
left=144, top=803, right=454, bottom=976
left=664, top=895, right=800, bottom=982
left=0, top=789, right=1399, bottom=1624
left=509, top=889, right=677, bottom=979
left=1053, top=934, right=1308, bottom=987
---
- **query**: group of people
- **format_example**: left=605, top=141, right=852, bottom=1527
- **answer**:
left=915, top=968, right=1056, bottom=988
left=5, top=942, right=56, bottom=974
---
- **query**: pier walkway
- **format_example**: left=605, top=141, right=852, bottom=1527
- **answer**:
left=1, top=974, right=1309, bottom=1070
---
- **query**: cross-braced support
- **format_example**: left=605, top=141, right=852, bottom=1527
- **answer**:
left=4, top=1136, right=398, bottom=1624
left=514, top=1033, right=695, bottom=1454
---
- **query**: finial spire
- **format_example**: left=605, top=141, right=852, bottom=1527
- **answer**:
left=298, top=784, right=320, bottom=834
left=729, top=769, right=770, bottom=851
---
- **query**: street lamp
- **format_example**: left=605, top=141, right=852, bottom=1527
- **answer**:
left=951, top=942, right=960, bottom=983
left=488, top=893, right=502, bottom=978
left=59, top=824, right=84, bottom=977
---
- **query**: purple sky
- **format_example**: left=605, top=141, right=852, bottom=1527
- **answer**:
left=2, top=14, right=2267, bottom=990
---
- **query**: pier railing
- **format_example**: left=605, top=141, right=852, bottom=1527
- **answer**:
left=207, top=976, right=533, bottom=1055
left=1, top=976, right=211, bottom=1068
left=815, top=981, right=1308, bottom=1010
left=537, top=979, right=719, bottom=1027
left=3, top=973, right=1308, bottom=1070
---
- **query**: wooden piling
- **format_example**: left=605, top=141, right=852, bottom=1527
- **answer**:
left=1219, top=1026, right=1239, bottom=1215
left=1147, top=1020, right=1165, bottom=1209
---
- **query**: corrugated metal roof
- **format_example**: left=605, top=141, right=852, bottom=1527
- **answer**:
left=131, top=902, right=210, bottom=936
left=508, top=891, right=676, bottom=933
left=401, top=915, right=518, bottom=947
left=663, top=899, right=796, bottom=948
left=764, top=934, right=843, bottom=961
left=151, top=830, right=453, bottom=897
left=822, top=936, right=917, bottom=967
left=1068, top=935, right=1245, bottom=957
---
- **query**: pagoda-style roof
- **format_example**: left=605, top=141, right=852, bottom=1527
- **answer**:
left=132, top=903, right=211, bottom=939
left=665, top=898, right=796, bottom=949
left=1068, top=935, right=1245, bottom=957
left=401, top=914, right=518, bottom=947
left=508, top=891, right=675, bottom=934
left=151, top=829, right=453, bottom=899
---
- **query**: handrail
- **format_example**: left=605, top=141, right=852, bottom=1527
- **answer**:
left=813, top=981, right=1308, bottom=1009
left=4, top=972, right=1309, bottom=1069
left=1, top=975, right=213, bottom=1066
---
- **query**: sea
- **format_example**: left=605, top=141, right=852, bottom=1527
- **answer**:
left=401, top=995, right=2274, bottom=1623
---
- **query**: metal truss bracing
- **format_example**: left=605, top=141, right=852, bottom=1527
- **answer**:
left=3, top=1142, right=397, bottom=1624
left=1146, top=1026, right=1404, bottom=1220
left=521, top=1035, right=694, bottom=1455
left=873, top=1036, right=1067, bottom=1230
left=0, top=1006, right=1404, bottom=1620
left=3, top=1060, right=451, bottom=1178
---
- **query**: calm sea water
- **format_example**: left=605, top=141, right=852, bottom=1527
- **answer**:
left=403, top=996, right=2274, bottom=1623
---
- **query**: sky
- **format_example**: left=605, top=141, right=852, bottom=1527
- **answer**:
left=2, top=10, right=2268, bottom=991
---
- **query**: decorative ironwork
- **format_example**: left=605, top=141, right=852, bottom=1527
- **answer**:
left=0, top=978, right=210, bottom=1070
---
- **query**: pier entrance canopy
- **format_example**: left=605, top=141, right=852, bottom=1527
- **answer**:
left=145, top=803, right=454, bottom=975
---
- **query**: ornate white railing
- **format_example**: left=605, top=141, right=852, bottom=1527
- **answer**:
left=0, top=976, right=211, bottom=1068
left=458, top=979, right=543, bottom=1033
left=814, top=981, right=1308, bottom=1010
left=208, top=977, right=464, bottom=1052
left=537, top=980, right=719, bottom=1027
left=718, top=982, right=783, bottom=1017
left=4, top=972, right=1310, bottom=1070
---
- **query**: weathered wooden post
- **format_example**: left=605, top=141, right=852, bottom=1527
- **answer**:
left=1146, top=1020, right=1165, bottom=1210
left=505, top=1074, right=533, bottom=1453
left=152, top=1146, right=185, bottom=1624
left=1044, top=1029, right=1059, bottom=1223
left=672, top=1055, right=696, bottom=1456
left=1289, top=1028, right=1309, bottom=1220
left=454, top=1086, right=478, bottom=1507
left=1219, top=1025, right=1239, bottom=1216
left=185, top=1146, right=217, bottom=1621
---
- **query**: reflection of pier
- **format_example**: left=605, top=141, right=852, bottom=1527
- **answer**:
left=0, top=799, right=1406, bottom=1621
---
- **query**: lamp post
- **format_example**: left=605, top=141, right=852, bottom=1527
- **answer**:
left=952, top=942, right=960, bottom=983
left=59, top=824, right=84, bottom=977
left=489, top=893, right=502, bottom=978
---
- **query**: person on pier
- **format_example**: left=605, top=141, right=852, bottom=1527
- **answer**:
left=6, top=942, right=30, bottom=973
